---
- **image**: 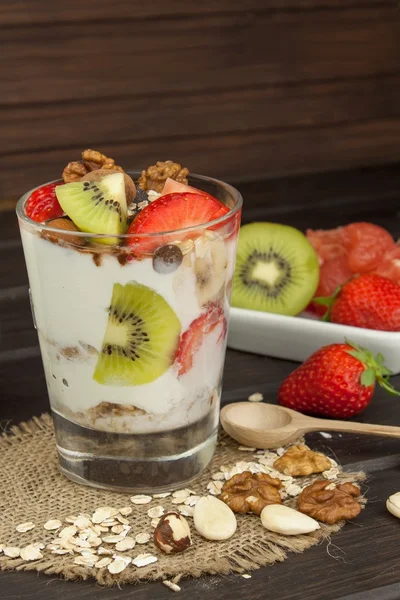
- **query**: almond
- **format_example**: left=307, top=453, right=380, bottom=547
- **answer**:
left=42, top=218, right=84, bottom=247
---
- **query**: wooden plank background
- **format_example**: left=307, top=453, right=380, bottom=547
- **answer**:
left=1, top=0, right=400, bottom=202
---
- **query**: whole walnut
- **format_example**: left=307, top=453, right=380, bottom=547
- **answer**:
left=138, top=160, right=189, bottom=192
left=62, top=149, right=123, bottom=183
left=274, top=444, right=331, bottom=477
left=220, top=471, right=282, bottom=515
left=297, top=480, right=362, bottom=524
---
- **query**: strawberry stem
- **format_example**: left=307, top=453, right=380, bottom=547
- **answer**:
left=345, top=339, right=400, bottom=396
left=313, top=285, right=342, bottom=322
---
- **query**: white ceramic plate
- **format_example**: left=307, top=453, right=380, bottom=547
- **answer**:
left=227, top=307, right=400, bottom=375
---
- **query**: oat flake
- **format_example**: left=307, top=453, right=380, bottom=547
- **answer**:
left=97, top=546, right=113, bottom=556
left=163, top=580, right=181, bottom=592
left=132, top=553, right=158, bottom=567
left=130, top=495, right=152, bottom=505
left=95, top=557, right=112, bottom=569
left=44, top=519, right=62, bottom=531
left=16, top=522, right=35, bottom=533
left=108, top=556, right=132, bottom=574
left=20, top=545, right=43, bottom=561
left=102, top=535, right=124, bottom=544
left=119, top=506, right=133, bottom=516
left=135, top=532, right=151, bottom=544
left=248, top=392, right=263, bottom=402
left=115, top=537, right=135, bottom=551
left=4, top=547, right=20, bottom=558
left=153, top=492, right=171, bottom=499
left=147, top=506, right=164, bottom=519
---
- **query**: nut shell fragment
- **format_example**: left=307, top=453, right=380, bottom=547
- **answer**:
left=154, top=512, right=192, bottom=554
left=297, top=480, right=362, bottom=524
left=220, top=471, right=282, bottom=515
left=274, top=445, right=331, bottom=477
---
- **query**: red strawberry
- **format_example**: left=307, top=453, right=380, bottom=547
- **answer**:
left=25, top=182, right=64, bottom=223
left=279, top=341, right=399, bottom=418
left=127, top=192, right=229, bottom=254
left=316, top=274, right=400, bottom=331
left=175, top=304, right=224, bottom=377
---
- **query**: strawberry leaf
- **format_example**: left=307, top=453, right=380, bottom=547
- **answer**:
left=360, top=368, right=375, bottom=387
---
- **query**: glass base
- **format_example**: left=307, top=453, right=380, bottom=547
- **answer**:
left=53, top=410, right=218, bottom=493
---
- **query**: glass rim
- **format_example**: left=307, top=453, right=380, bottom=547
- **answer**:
left=16, top=171, right=243, bottom=240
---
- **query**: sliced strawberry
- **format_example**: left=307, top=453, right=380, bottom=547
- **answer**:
left=25, top=182, right=64, bottom=223
left=161, top=177, right=207, bottom=197
left=175, top=305, right=223, bottom=377
left=128, top=192, right=229, bottom=254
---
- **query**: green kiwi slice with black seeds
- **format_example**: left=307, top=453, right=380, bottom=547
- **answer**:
left=55, top=172, right=127, bottom=244
left=232, top=222, right=319, bottom=316
left=93, top=282, right=181, bottom=386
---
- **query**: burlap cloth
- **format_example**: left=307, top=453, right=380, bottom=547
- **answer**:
left=0, top=413, right=365, bottom=586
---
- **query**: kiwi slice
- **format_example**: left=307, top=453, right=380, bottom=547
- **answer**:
left=232, top=222, right=319, bottom=316
left=93, top=282, right=181, bottom=386
left=56, top=172, right=127, bottom=244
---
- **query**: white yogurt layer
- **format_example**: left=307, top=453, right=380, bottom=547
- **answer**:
left=20, top=228, right=235, bottom=433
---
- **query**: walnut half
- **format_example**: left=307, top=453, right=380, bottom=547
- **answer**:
left=138, top=160, right=189, bottom=192
left=297, top=480, right=362, bottom=524
left=62, top=149, right=123, bottom=183
left=220, top=471, right=282, bottom=516
left=273, top=444, right=331, bottom=477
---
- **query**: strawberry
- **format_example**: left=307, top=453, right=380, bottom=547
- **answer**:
left=279, top=341, right=399, bottom=418
left=175, top=304, right=223, bottom=377
left=315, top=274, right=400, bottom=332
left=25, top=182, right=64, bottom=223
left=127, top=192, right=229, bottom=254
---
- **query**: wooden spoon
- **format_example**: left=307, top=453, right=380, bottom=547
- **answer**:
left=220, top=402, right=400, bottom=449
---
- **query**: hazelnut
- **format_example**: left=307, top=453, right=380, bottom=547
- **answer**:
left=153, top=512, right=192, bottom=554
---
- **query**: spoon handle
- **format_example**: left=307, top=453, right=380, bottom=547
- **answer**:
left=307, top=418, right=400, bottom=439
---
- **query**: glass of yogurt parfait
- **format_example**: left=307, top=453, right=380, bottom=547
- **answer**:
left=16, top=155, right=242, bottom=492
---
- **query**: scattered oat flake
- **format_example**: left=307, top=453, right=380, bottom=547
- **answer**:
left=102, top=535, right=124, bottom=544
left=108, top=556, right=131, bottom=574
left=95, top=557, right=112, bottom=569
left=135, top=532, right=151, bottom=544
left=238, top=446, right=256, bottom=452
left=132, top=553, right=158, bottom=567
left=207, top=481, right=223, bottom=495
left=285, top=483, right=303, bottom=497
left=0, top=544, right=4, bottom=553
left=163, top=580, right=181, bottom=592
left=115, top=537, right=135, bottom=552
left=4, top=547, right=20, bottom=558
left=97, top=546, right=113, bottom=555
left=115, top=515, right=130, bottom=525
left=131, top=495, right=152, bottom=505
left=242, top=574, right=252, bottom=579
left=211, top=472, right=225, bottom=481
left=92, top=507, right=115, bottom=523
left=248, top=392, right=263, bottom=402
left=323, top=468, right=340, bottom=480
left=20, top=545, right=43, bottom=561
left=172, top=489, right=191, bottom=499
left=111, top=525, right=124, bottom=535
left=16, top=522, right=35, bottom=533
left=147, top=506, right=164, bottom=519
left=52, top=548, right=71, bottom=555
left=89, top=537, right=102, bottom=547
left=153, top=492, right=171, bottom=499
left=184, top=495, right=200, bottom=506
left=73, top=537, right=91, bottom=548
left=74, top=555, right=96, bottom=567
left=177, top=505, right=194, bottom=517
left=171, top=497, right=186, bottom=505
left=44, top=519, right=62, bottom=531
left=58, top=525, right=78, bottom=538
left=65, top=515, right=78, bottom=524
left=32, top=542, right=45, bottom=550
left=151, top=518, right=161, bottom=528
left=276, top=447, right=285, bottom=456
left=119, top=506, right=133, bottom=516
left=74, top=516, right=91, bottom=529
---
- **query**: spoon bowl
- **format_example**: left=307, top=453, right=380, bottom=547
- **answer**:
left=220, top=402, right=400, bottom=449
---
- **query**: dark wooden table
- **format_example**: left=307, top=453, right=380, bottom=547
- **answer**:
left=2, top=165, right=400, bottom=600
